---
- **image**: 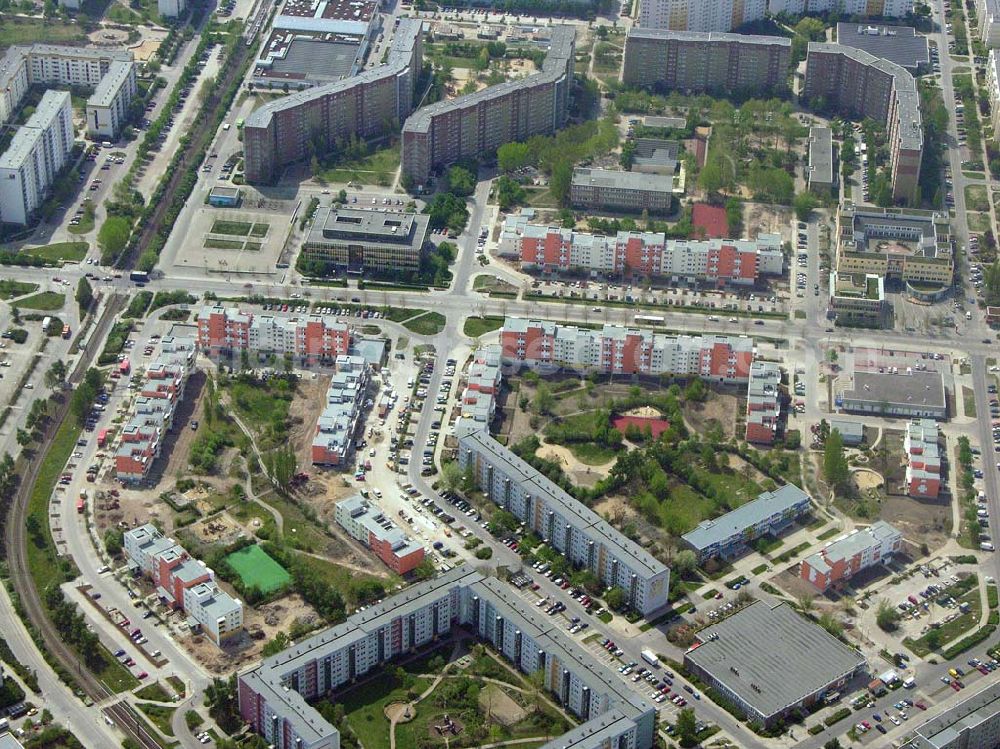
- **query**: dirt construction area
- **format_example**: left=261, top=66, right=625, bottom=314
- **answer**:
left=478, top=683, right=528, bottom=726
left=684, top=390, right=739, bottom=439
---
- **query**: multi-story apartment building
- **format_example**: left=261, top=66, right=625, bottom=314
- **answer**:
left=457, top=421, right=670, bottom=615
left=681, top=484, right=812, bottom=561
left=458, top=344, right=503, bottom=423
left=500, top=218, right=784, bottom=285
left=800, top=520, right=902, bottom=591
left=124, top=524, right=243, bottom=645
left=335, top=494, right=425, bottom=574
left=499, top=318, right=755, bottom=383
left=828, top=271, right=889, bottom=327
left=977, top=0, right=1000, bottom=47
left=989, top=51, right=1000, bottom=137
left=906, top=681, right=1000, bottom=749
left=312, top=355, right=370, bottom=466
left=835, top=204, right=954, bottom=287
left=238, top=566, right=657, bottom=749
left=158, top=0, right=187, bottom=16
left=302, top=206, right=429, bottom=275
left=904, top=418, right=941, bottom=498
left=745, top=361, right=782, bottom=445
left=244, top=19, right=422, bottom=183
left=0, top=45, right=137, bottom=136
left=401, top=26, right=574, bottom=186
left=804, top=43, right=923, bottom=203
left=115, top=335, right=196, bottom=484
left=622, top=29, right=791, bottom=94
left=769, top=0, right=913, bottom=15
left=196, top=305, right=351, bottom=365
left=569, top=167, right=676, bottom=215
left=0, top=90, right=73, bottom=225
left=637, top=0, right=767, bottom=32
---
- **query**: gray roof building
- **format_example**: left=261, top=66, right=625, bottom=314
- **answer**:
left=808, top=126, right=834, bottom=192
left=839, top=370, right=947, bottom=420
left=302, top=205, right=429, bottom=273
left=829, top=418, right=866, bottom=445
left=685, top=601, right=867, bottom=725
left=836, top=22, right=930, bottom=72
left=905, top=681, right=1000, bottom=748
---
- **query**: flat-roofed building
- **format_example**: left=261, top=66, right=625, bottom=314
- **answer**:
left=636, top=0, right=767, bottom=32
left=623, top=29, right=791, bottom=94
left=905, top=418, right=942, bottom=498
left=335, top=494, right=425, bottom=574
left=631, top=137, right=681, bottom=175
left=0, top=90, right=74, bottom=225
left=835, top=23, right=929, bottom=73
left=745, top=361, right=782, bottom=445
left=808, top=126, right=834, bottom=194
left=839, top=369, right=947, bottom=420
left=312, top=355, right=369, bottom=466
left=988, top=51, right=1000, bottom=138
left=828, top=271, right=889, bottom=327
left=770, top=0, right=913, bottom=14
left=977, top=0, right=1000, bottom=47
left=401, top=26, right=574, bottom=185
left=302, top=205, right=428, bottom=274
left=196, top=305, right=351, bottom=364
left=905, top=680, right=1000, bottom=748
left=800, top=520, right=902, bottom=591
left=804, top=43, right=923, bottom=203
left=835, top=204, right=953, bottom=288
left=570, top=167, right=676, bottom=215
left=86, top=59, right=138, bottom=138
left=684, top=600, right=868, bottom=726
left=681, top=484, right=812, bottom=561
left=829, top=418, right=866, bottom=446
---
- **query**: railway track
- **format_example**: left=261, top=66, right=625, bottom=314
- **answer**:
left=3, top=294, right=161, bottom=749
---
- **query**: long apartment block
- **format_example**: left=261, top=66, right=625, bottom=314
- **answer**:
left=335, top=494, right=425, bottom=574
left=457, top=420, right=670, bottom=615
left=499, top=318, right=754, bottom=383
left=636, top=0, right=912, bottom=32
left=622, top=29, right=790, bottom=94
left=0, top=89, right=74, bottom=225
left=311, top=355, right=370, bottom=466
left=238, top=566, right=657, bottom=749
left=803, top=43, right=922, bottom=203
left=124, top=524, right=243, bottom=645
left=244, top=18, right=422, bottom=183
left=499, top=217, right=783, bottom=285
left=196, top=305, right=351, bottom=365
left=400, top=25, right=574, bottom=185
left=0, top=44, right=137, bottom=136
left=114, top=334, right=196, bottom=484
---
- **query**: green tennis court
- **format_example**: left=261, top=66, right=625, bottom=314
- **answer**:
left=225, top=545, right=290, bottom=594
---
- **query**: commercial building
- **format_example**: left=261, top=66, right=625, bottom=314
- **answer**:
left=335, top=494, right=424, bottom=574
left=0, top=90, right=74, bottom=225
left=838, top=369, right=947, bottom=420
left=636, top=0, right=767, bottom=32
left=500, top=217, right=783, bottom=284
left=401, top=25, right=574, bottom=185
left=681, top=484, right=812, bottom=561
left=745, top=361, right=782, bottom=445
left=905, top=680, right=1000, bottom=748
left=302, top=205, right=429, bottom=274
left=457, top=421, right=670, bottom=615
left=977, top=0, right=1000, bottom=48
left=500, top=318, right=755, bottom=383
left=905, top=418, right=942, bottom=498
left=0, top=45, right=137, bottom=136
left=569, top=167, right=677, bottom=215
left=807, top=126, right=834, bottom=195
left=804, top=43, right=922, bottom=203
left=239, top=566, right=657, bottom=749
left=800, top=521, right=902, bottom=591
left=835, top=23, right=929, bottom=73
left=684, top=600, right=868, bottom=726
left=244, top=18, right=422, bottom=184
left=623, top=29, right=791, bottom=94
left=835, top=204, right=954, bottom=288
left=115, top=334, right=196, bottom=484
left=312, top=355, right=370, bottom=466
left=196, top=305, right=351, bottom=365
left=828, top=271, right=889, bottom=327
left=124, top=524, right=243, bottom=645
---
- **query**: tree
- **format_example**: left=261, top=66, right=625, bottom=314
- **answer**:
left=44, top=360, right=67, bottom=389
left=793, top=191, right=819, bottom=221
left=268, top=445, right=297, bottom=492
left=824, top=739, right=843, bottom=749
left=876, top=599, right=901, bottom=631
left=673, top=549, right=698, bottom=577
left=605, top=586, right=627, bottom=610
left=676, top=707, right=698, bottom=747
left=823, top=429, right=850, bottom=491
left=984, top=259, right=1000, bottom=306
left=441, top=460, right=469, bottom=494
left=97, top=216, right=131, bottom=259
left=15, top=428, right=30, bottom=447
left=532, top=382, right=555, bottom=415
left=497, top=142, right=531, bottom=173
left=412, top=558, right=435, bottom=580
left=104, top=528, right=124, bottom=557
left=76, top=277, right=94, bottom=317
left=262, top=631, right=290, bottom=657
left=494, top=176, right=526, bottom=210
left=446, top=165, right=476, bottom=197
left=549, top=159, right=573, bottom=205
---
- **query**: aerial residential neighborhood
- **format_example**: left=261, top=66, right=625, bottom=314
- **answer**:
left=2, top=0, right=1000, bottom=746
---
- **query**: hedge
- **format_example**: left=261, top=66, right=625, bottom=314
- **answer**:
left=824, top=708, right=851, bottom=727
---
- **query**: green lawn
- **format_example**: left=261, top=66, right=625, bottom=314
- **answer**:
left=403, top=312, right=446, bottom=335
left=137, top=703, right=177, bottom=737
left=225, top=545, right=291, bottom=595
left=463, top=315, right=504, bottom=337
left=249, top=223, right=269, bottom=238
left=383, top=307, right=426, bottom=323
left=0, top=280, right=38, bottom=300
left=341, top=676, right=430, bottom=749
left=22, top=242, right=88, bottom=263
left=13, top=292, right=65, bottom=311
left=904, top=589, right=982, bottom=656
left=290, top=550, right=400, bottom=607
left=204, top=238, right=246, bottom=250
left=967, top=212, right=992, bottom=233
left=210, top=220, right=253, bottom=236
left=67, top=210, right=96, bottom=235
left=965, top=185, right=990, bottom=212
left=0, top=18, right=86, bottom=48
left=318, top=144, right=401, bottom=186
left=135, top=681, right=172, bottom=702
left=567, top=441, right=621, bottom=465
left=964, top=386, right=978, bottom=418
left=816, top=527, right=840, bottom=541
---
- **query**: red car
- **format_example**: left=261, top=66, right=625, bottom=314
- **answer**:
left=951, top=681, right=963, bottom=691
left=137, top=671, right=148, bottom=680
left=530, top=583, right=540, bottom=590
left=915, top=702, right=927, bottom=711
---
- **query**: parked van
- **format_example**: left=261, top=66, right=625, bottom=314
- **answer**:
left=982, top=542, right=995, bottom=551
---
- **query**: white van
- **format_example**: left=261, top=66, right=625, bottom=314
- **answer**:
left=982, top=542, right=995, bottom=551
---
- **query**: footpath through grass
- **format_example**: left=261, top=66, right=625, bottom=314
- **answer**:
left=22, top=242, right=88, bottom=263
left=0, top=280, right=39, bottom=300
left=403, top=311, right=446, bottom=335
left=13, top=292, right=66, bottom=311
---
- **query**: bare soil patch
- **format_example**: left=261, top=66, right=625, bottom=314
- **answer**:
left=535, top=442, right=612, bottom=489
left=684, top=391, right=738, bottom=438
left=479, top=683, right=528, bottom=726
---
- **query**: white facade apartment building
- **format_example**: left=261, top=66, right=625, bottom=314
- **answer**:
left=0, top=90, right=73, bottom=225
left=768, top=0, right=913, bottom=16
left=0, top=45, right=137, bottom=137
left=183, top=581, right=245, bottom=644
left=989, top=52, right=1000, bottom=136
left=638, top=0, right=767, bottom=32
left=979, top=0, right=1000, bottom=47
